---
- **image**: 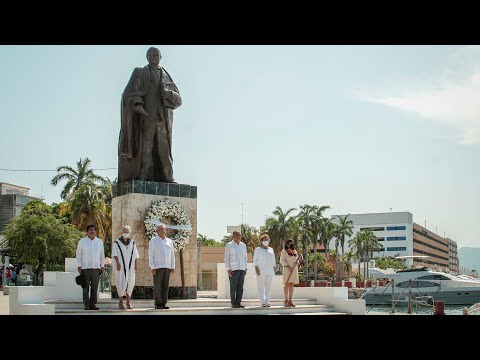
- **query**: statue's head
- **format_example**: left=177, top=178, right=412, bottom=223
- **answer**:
left=146, top=47, right=161, bottom=67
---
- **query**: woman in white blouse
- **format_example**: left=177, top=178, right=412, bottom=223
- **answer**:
left=253, top=234, right=276, bottom=307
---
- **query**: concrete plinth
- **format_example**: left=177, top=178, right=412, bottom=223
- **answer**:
left=112, top=181, right=198, bottom=299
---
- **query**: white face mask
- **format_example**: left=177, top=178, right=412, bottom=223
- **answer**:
left=262, top=240, right=269, bottom=246
left=122, top=233, right=130, bottom=239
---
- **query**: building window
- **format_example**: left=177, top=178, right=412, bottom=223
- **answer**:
left=387, top=236, right=406, bottom=241
left=386, top=247, right=407, bottom=251
left=386, top=226, right=406, bottom=231
left=360, top=227, right=385, bottom=231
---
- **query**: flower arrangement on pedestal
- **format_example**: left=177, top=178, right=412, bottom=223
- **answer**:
left=144, top=199, right=192, bottom=253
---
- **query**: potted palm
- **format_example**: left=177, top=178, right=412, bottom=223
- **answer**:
left=353, top=273, right=364, bottom=288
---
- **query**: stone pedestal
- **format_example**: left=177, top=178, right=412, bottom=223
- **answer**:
left=112, top=180, right=198, bottom=299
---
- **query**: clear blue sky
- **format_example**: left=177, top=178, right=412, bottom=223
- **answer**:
left=0, top=45, right=479, bottom=248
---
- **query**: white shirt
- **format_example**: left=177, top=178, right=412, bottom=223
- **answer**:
left=76, top=236, right=105, bottom=269
left=253, top=246, right=276, bottom=275
left=224, top=240, right=248, bottom=271
left=148, top=236, right=175, bottom=270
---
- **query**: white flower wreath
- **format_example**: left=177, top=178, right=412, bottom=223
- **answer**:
left=144, top=199, right=192, bottom=252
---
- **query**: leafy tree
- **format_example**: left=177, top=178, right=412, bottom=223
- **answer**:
left=375, top=256, right=407, bottom=270
left=57, top=181, right=111, bottom=255
left=2, top=201, right=83, bottom=284
left=197, top=233, right=222, bottom=247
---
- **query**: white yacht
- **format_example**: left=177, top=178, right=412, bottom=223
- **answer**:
left=361, top=267, right=480, bottom=305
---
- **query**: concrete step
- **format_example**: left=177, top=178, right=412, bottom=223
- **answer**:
left=55, top=304, right=348, bottom=315
left=46, top=298, right=320, bottom=309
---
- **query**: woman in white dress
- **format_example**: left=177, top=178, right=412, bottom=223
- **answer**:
left=112, top=225, right=140, bottom=309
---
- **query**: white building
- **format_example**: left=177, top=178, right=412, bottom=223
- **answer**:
left=330, top=212, right=414, bottom=267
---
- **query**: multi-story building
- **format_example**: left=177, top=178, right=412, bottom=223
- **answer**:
left=446, top=237, right=459, bottom=274
left=0, top=182, right=42, bottom=232
left=412, top=223, right=449, bottom=271
left=330, top=212, right=413, bottom=265
left=330, top=212, right=456, bottom=272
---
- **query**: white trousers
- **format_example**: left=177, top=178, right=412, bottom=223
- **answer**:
left=256, top=274, right=273, bottom=305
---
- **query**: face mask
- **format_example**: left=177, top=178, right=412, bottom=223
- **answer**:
left=122, top=233, right=130, bottom=239
left=262, top=240, right=269, bottom=246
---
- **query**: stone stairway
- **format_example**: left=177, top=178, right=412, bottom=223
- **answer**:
left=47, top=298, right=350, bottom=315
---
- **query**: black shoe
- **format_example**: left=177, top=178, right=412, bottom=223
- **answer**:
left=162, top=306, right=170, bottom=310
left=89, top=305, right=99, bottom=310
left=84, top=306, right=90, bottom=310
left=231, top=304, right=239, bottom=308
left=237, top=304, right=245, bottom=308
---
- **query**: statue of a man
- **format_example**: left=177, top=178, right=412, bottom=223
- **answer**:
left=118, top=47, right=182, bottom=183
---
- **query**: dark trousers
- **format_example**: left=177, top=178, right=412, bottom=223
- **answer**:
left=82, top=268, right=100, bottom=306
left=153, top=268, right=171, bottom=307
left=229, top=270, right=246, bottom=305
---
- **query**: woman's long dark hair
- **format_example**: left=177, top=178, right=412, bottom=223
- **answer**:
left=284, top=239, right=294, bottom=250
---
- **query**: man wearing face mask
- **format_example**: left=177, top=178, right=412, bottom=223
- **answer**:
left=253, top=234, right=276, bottom=307
left=112, top=225, right=140, bottom=310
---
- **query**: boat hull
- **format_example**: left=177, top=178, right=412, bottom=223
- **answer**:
left=362, top=288, right=480, bottom=305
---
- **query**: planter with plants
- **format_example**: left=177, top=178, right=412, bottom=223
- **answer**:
left=295, top=273, right=308, bottom=287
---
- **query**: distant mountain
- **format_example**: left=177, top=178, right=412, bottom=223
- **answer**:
left=458, top=247, right=480, bottom=271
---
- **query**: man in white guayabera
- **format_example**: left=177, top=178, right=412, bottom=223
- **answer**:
left=149, top=224, right=175, bottom=309
left=112, top=225, right=140, bottom=310
left=224, top=230, right=248, bottom=308
left=76, top=224, right=105, bottom=310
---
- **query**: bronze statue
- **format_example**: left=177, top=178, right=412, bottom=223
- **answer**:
left=118, top=47, right=182, bottom=183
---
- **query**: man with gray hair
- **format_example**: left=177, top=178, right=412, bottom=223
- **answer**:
left=148, top=223, right=175, bottom=309
left=118, top=46, right=182, bottom=183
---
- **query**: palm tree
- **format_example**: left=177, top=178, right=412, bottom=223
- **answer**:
left=51, top=157, right=106, bottom=200
left=363, top=229, right=381, bottom=279
left=264, top=206, right=296, bottom=257
left=58, top=182, right=110, bottom=246
left=333, top=214, right=354, bottom=280
left=298, top=205, right=330, bottom=280
left=197, top=233, right=209, bottom=246
left=348, top=231, right=364, bottom=277
left=309, top=252, right=327, bottom=279
left=342, top=249, right=355, bottom=280
left=240, top=223, right=259, bottom=255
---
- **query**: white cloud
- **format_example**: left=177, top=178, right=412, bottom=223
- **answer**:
left=357, top=46, right=480, bottom=145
